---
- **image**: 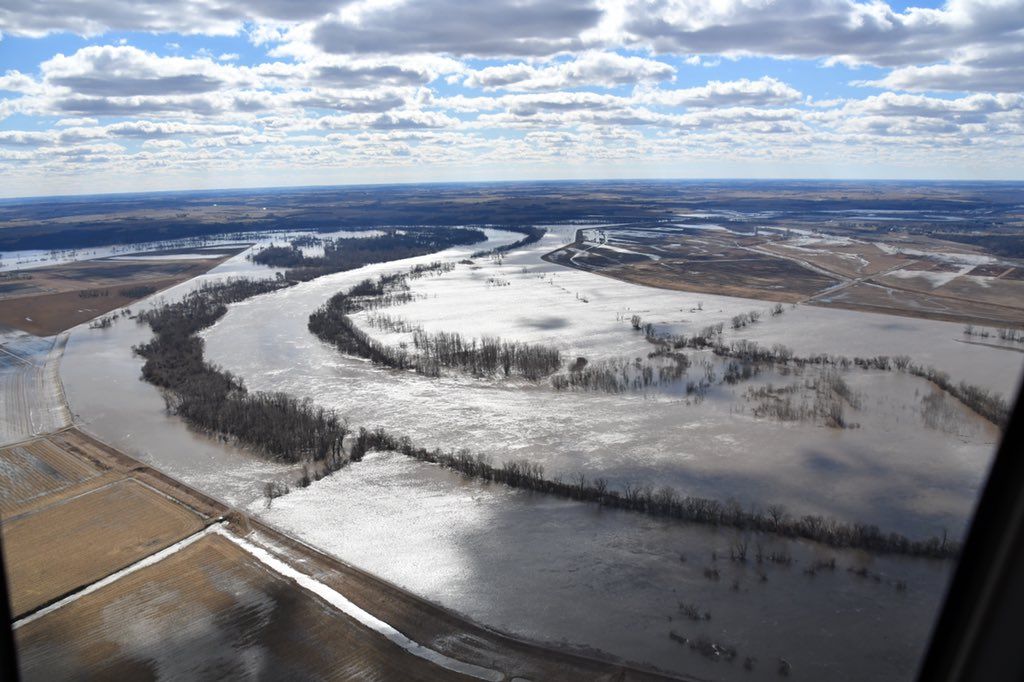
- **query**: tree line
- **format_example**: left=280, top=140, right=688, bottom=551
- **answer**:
left=470, top=226, right=547, bottom=258
left=411, top=330, right=561, bottom=379
left=308, top=265, right=562, bottom=380
left=308, top=425, right=961, bottom=559
left=963, top=324, right=1024, bottom=344
left=551, top=353, right=694, bottom=393
left=251, top=227, right=487, bottom=281
left=133, top=278, right=353, bottom=463
left=600, top=314, right=1010, bottom=427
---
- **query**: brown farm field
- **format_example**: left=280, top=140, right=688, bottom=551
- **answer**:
left=0, top=247, right=245, bottom=335
left=545, top=232, right=839, bottom=302
left=817, top=281, right=1024, bottom=327
left=14, top=534, right=475, bottom=681
left=2, top=477, right=205, bottom=617
left=547, top=227, right=1024, bottom=328
left=0, top=436, right=104, bottom=515
left=3, top=429, right=682, bottom=681
left=585, top=254, right=836, bottom=302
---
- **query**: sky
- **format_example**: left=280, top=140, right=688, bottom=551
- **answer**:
left=0, top=0, right=1022, bottom=197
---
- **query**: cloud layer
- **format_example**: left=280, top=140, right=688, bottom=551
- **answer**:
left=0, top=0, right=1021, bottom=194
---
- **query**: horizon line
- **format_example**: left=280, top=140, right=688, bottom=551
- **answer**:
left=4, top=176, right=1024, bottom=203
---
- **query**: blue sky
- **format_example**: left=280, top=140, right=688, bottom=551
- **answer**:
left=0, top=0, right=1021, bottom=197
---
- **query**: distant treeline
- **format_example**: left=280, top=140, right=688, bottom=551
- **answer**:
left=331, top=426, right=960, bottom=559
left=940, top=233, right=1024, bottom=259
left=119, top=285, right=158, bottom=298
left=471, top=226, right=547, bottom=258
left=5, top=180, right=1019, bottom=257
left=309, top=265, right=562, bottom=380
left=250, top=227, right=486, bottom=281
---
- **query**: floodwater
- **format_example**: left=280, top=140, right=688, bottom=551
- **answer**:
left=202, top=233, right=1011, bottom=538
left=59, top=229, right=517, bottom=508
left=0, top=227, right=387, bottom=272
left=58, top=227, right=1015, bottom=680
left=257, top=449, right=953, bottom=682
left=59, top=241, right=299, bottom=507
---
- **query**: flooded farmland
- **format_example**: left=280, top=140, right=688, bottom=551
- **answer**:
left=59, top=227, right=1020, bottom=680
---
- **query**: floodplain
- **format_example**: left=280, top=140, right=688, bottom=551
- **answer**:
left=548, top=220, right=1024, bottom=327
left=1, top=430, right=676, bottom=681
left=0, top=246, right=245, bottom=336
left=2, top=181, right=1022, bottom=681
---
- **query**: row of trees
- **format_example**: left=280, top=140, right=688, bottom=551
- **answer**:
left=308, top=290, right=415, bottom=369
left=625, top=318, right=1009, bottom=427
left=411, top=330, right=561, bottom=379
left=134, top=278, right=352, bottom=463
left=251, top=228, right=486, bottom=281
left=551, top=353, right=695, bottom=392
left=471, top=226, right=547, bottom=258
left=308, top=266, right=562, bottom=380
left=964, top=324, right=1024, bottom=344
left=119, top=285, right=158, bottom=298
left=73, top=285, right=151, bottom=305
left=904, top=363, right=1009, bottom=427
left=330, top=426, right=960, bottom=559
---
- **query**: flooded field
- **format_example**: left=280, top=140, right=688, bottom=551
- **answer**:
left=202, top=232, right=1014, bottom=537
left=255, top=449, right=952, bottom=681
left=58, top=227, right=1020, bottom=680
left=0, top=331, right=71, bottom=445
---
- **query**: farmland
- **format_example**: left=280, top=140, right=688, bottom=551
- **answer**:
left=4, top=477, right=205, bottom=617
left=548, top=222, right=1024, bottom=328
left=15, top=533, right=478, bottom=681
left=0, top=332, right=71, bottom=445
left=1, top=181, right=1021, bottom=681
left=0, top=246, right=245, bottom=336
left=3, top=430, right=674, bottom=681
